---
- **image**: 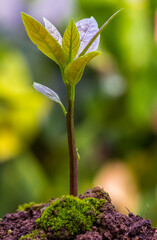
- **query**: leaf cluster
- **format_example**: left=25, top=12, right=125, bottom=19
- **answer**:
left=21, top=11, right=121, bottom=113
left=21, top=13, right=102, bottom=86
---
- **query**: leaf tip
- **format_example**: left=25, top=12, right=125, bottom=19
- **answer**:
left=70, top=18, right=75, bottom=25
left=21, top=12, right=26, bottom=20
left=33, top=82, right=38, bottom=89
left=96, top=51, right=101, bottom=56
left=21, top=12, right=31, bottom=24
left=90, top=16, right=96, bottom=21
left=21, top=12, right=28, bottom=19
left=43, top=17, right=48, bottom=25
left=114, top=8, right=124, bottom=17
left=119, top=8, right=124, bottom=12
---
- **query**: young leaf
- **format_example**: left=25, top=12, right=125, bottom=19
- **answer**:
left=79, top=9, right=122, bottom=57
left=33, top=82, right=67, bottom=116
left=43, top=17, right=62, bottom=46
left=76, top=17, right=100, bottom=56
left=64, top=51, right=101, bottom=85
left=62, top=19, right=80, bottom=63
left=21, top=12, right=65, bottom=67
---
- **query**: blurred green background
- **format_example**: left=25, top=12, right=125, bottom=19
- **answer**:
left=0, top=0, right=157, bottom=226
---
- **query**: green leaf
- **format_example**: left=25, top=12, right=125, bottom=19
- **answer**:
left=64, top=51, right=101, bottom=85
left=21, top=12, right=65, bottom=67
left=79, top=9, right=123, bottom=57
left=62, top=18, right=80, bottom=63
left=33, top=82, right=67, bottom=116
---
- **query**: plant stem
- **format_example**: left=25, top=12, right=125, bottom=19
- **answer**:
left=66, top=84, right=78, bottom=196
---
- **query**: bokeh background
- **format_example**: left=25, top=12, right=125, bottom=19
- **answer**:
left=0, top=0, right=157, bottom=226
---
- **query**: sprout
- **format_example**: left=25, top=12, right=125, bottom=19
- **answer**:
left=21, top=10, right=122, bottom=196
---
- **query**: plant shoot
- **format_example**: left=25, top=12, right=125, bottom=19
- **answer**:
left=21, top=10, right=122, bottom=196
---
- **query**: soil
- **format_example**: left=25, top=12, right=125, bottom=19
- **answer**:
left=0, top=186, right=157, bottom=240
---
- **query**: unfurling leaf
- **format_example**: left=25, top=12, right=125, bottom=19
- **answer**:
left=62, top=19, right=80, bottom=63
left=43, top=17, right=62, bottom=46
left=21, top=12, right=65, bottom=67
left=64, top=51, right=101, bottom=85
left=76, top=17, right=100, bottom=56
left=33, top=82, right=67, bottom=116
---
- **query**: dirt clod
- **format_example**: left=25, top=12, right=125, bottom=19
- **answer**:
left=0, top=186, right=156, bottom=240
left=75, top=231, right=103, bottom=240
left=0, top=209, right=41, bottom=240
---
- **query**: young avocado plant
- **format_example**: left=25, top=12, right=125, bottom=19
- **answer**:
left=21, top=10, right=122, bottom=196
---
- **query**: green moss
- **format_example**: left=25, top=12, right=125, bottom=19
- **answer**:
left=18, top=202, right=42, bottom=212
left=19, top=229, right=46, bottom=240
left=36, top=196, right=106, bottom=239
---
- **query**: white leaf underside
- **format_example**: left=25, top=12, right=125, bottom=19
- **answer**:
left=44, top=17, right=100, bottom=55
left=33, top=82, right=61, bottom=104
left=75, top=17, right=100, bottom=56
left=43, top=17, right=62, bottom=46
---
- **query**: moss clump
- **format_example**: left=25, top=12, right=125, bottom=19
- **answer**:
left=18, top=202, right=42, bottom=212
left=19, top=229, right=46, bottom=240
left=36, top=196, right=106, bottom=239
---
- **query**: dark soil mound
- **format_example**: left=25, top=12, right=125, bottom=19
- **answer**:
left=0, top=186, right=156, bottom=240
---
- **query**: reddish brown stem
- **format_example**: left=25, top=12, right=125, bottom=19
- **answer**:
left=66, top=85, right=78, bottom=196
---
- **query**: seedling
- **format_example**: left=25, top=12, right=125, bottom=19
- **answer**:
left=21, top=10, right=121, bottom=196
